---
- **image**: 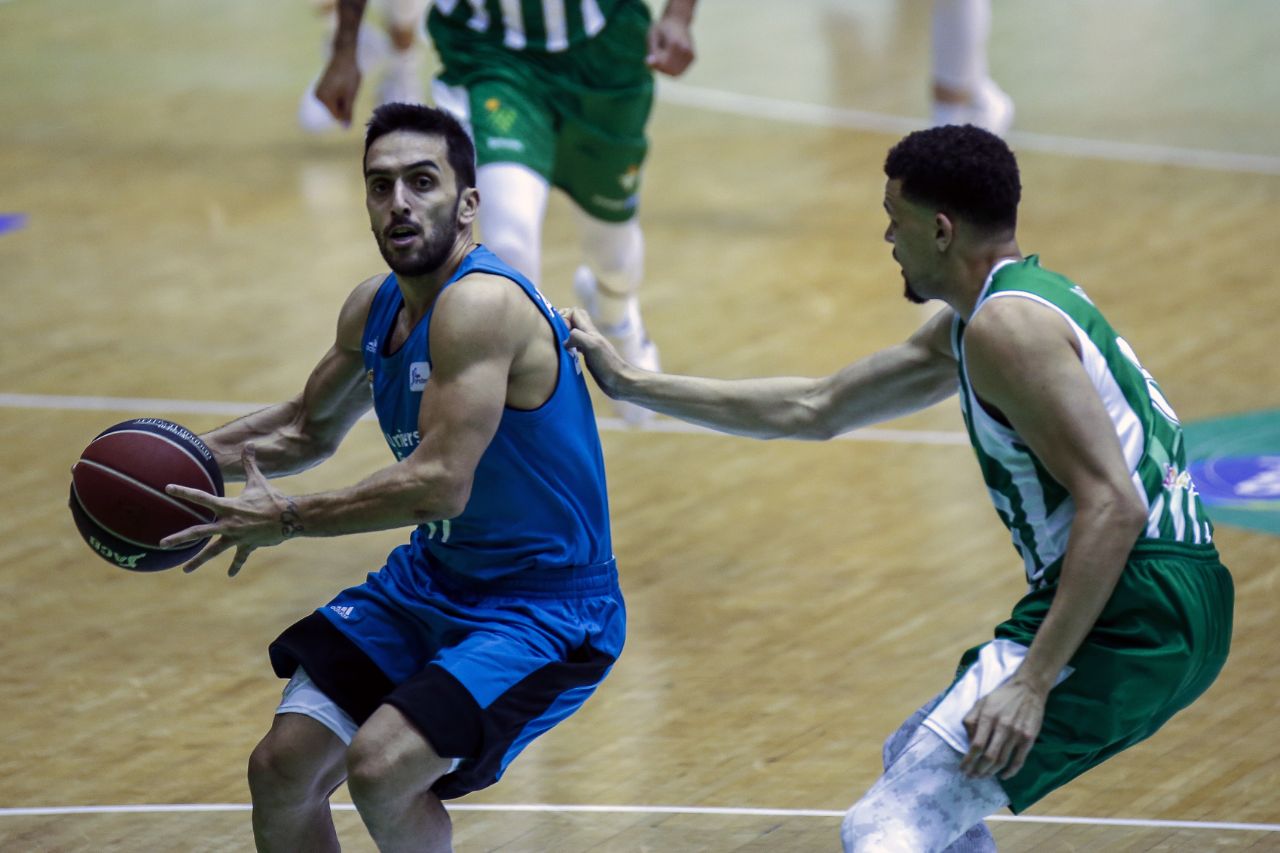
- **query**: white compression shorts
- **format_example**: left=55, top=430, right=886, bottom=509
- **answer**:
left=276, top=666, right=360, bottom=745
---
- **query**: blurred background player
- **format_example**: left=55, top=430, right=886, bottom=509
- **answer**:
left=930, top=0, right=1013, bottom=134
left=315, top=0, right=699, bottom=425
left=298, top=0, right=428, bottom=133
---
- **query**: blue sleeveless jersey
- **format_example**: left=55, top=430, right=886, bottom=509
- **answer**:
left=359, top=246, right=613, bottom=584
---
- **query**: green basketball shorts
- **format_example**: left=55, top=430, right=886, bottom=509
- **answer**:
left=427, top=3, right=654, bottom=222
left=931, top=541, right=1233, bottom=813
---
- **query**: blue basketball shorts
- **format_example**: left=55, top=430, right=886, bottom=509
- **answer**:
left=268, top=547, right=625, bottom=800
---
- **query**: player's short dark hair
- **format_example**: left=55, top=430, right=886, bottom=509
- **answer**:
left=884, top=125, right=1021, bottom=230
left=364, top=103, right=477, bottom=191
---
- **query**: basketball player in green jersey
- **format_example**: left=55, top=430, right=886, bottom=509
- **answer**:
left=315, top=0, right=697, bottom=426
left=564, top=125, right=1234, bottom=851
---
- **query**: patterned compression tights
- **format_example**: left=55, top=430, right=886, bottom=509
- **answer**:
left=840, top=696, right=1009, bottom=852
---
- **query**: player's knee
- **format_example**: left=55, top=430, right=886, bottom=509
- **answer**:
left=346, top=711, right=450, bottom=809
left=344, top=744, right=399, bottom=808
left=248, top=713, right=347, bottom=806
left=248, top=733, right=323, bottom=803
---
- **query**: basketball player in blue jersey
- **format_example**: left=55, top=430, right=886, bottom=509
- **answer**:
left=566, top=125, right=1233, bottom=851
left=161, top=104, right=623, bottom=852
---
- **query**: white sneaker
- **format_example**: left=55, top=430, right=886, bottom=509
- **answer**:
left=931, top=78, right=1015, bottom=136
left=573, top=266, right=659, bottom=426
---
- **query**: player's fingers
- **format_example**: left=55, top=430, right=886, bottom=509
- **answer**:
left=181, top=536, right=235, bottom=574
left=977, top=725, right=1012, bottom=777
left=565, top=328, right=600, bottom=353
left=563, top=307, right=596, bottom=333
left=961, top=714, right=993, bottom=776
left=227, top=545, right=256, bottom=578
left=960, top=743, right=982, bottom=777
left=160, top=523, right=221, bottom=549
left=1001, top=735, right=1034, bottom=780
left=166, top=484, right=225, bottom=510
left=557, top=308, right=577, bottom=339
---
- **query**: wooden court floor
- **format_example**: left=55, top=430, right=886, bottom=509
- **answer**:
left=1, top=1, right=1277, bottom=850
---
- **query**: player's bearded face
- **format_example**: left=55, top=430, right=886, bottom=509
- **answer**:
left=365, top=131, right=471, bottom=278
left=900, top=266, right=927, bottom=304
left=891, top=246, right=929, bottom=305
left=375, top=195, right=462, bottom=277
left=884, top=181, right=930, bottom=304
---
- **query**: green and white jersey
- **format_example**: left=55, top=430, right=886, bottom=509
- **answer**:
left=952, top=256, right=1213, bottom=587
left=430, top=0, right=633, bottom=52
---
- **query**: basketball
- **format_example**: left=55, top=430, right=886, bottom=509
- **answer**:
left=69, top=418, right=225, bottom=571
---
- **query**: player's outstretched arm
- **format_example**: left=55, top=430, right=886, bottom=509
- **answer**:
left=200, top=275, right=380, bottom=482
left=564, top=305, right=959, bottom=440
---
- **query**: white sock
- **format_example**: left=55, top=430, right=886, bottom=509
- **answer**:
left=386, top=45, right=421, bottom=79
left=578, top=217, right=644, bottom=329
left=931, top=0, right=991, bottom=96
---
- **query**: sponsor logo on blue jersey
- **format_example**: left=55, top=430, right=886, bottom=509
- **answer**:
left=409, top=361, right=431, bottom=392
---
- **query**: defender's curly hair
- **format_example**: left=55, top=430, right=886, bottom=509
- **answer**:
left=364, top=103, right=477, bottom=192
left=884, top=125, right=1021, bottom=230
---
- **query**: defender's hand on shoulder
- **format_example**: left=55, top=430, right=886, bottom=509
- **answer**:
left=560, top=308, right=629, bottom=398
